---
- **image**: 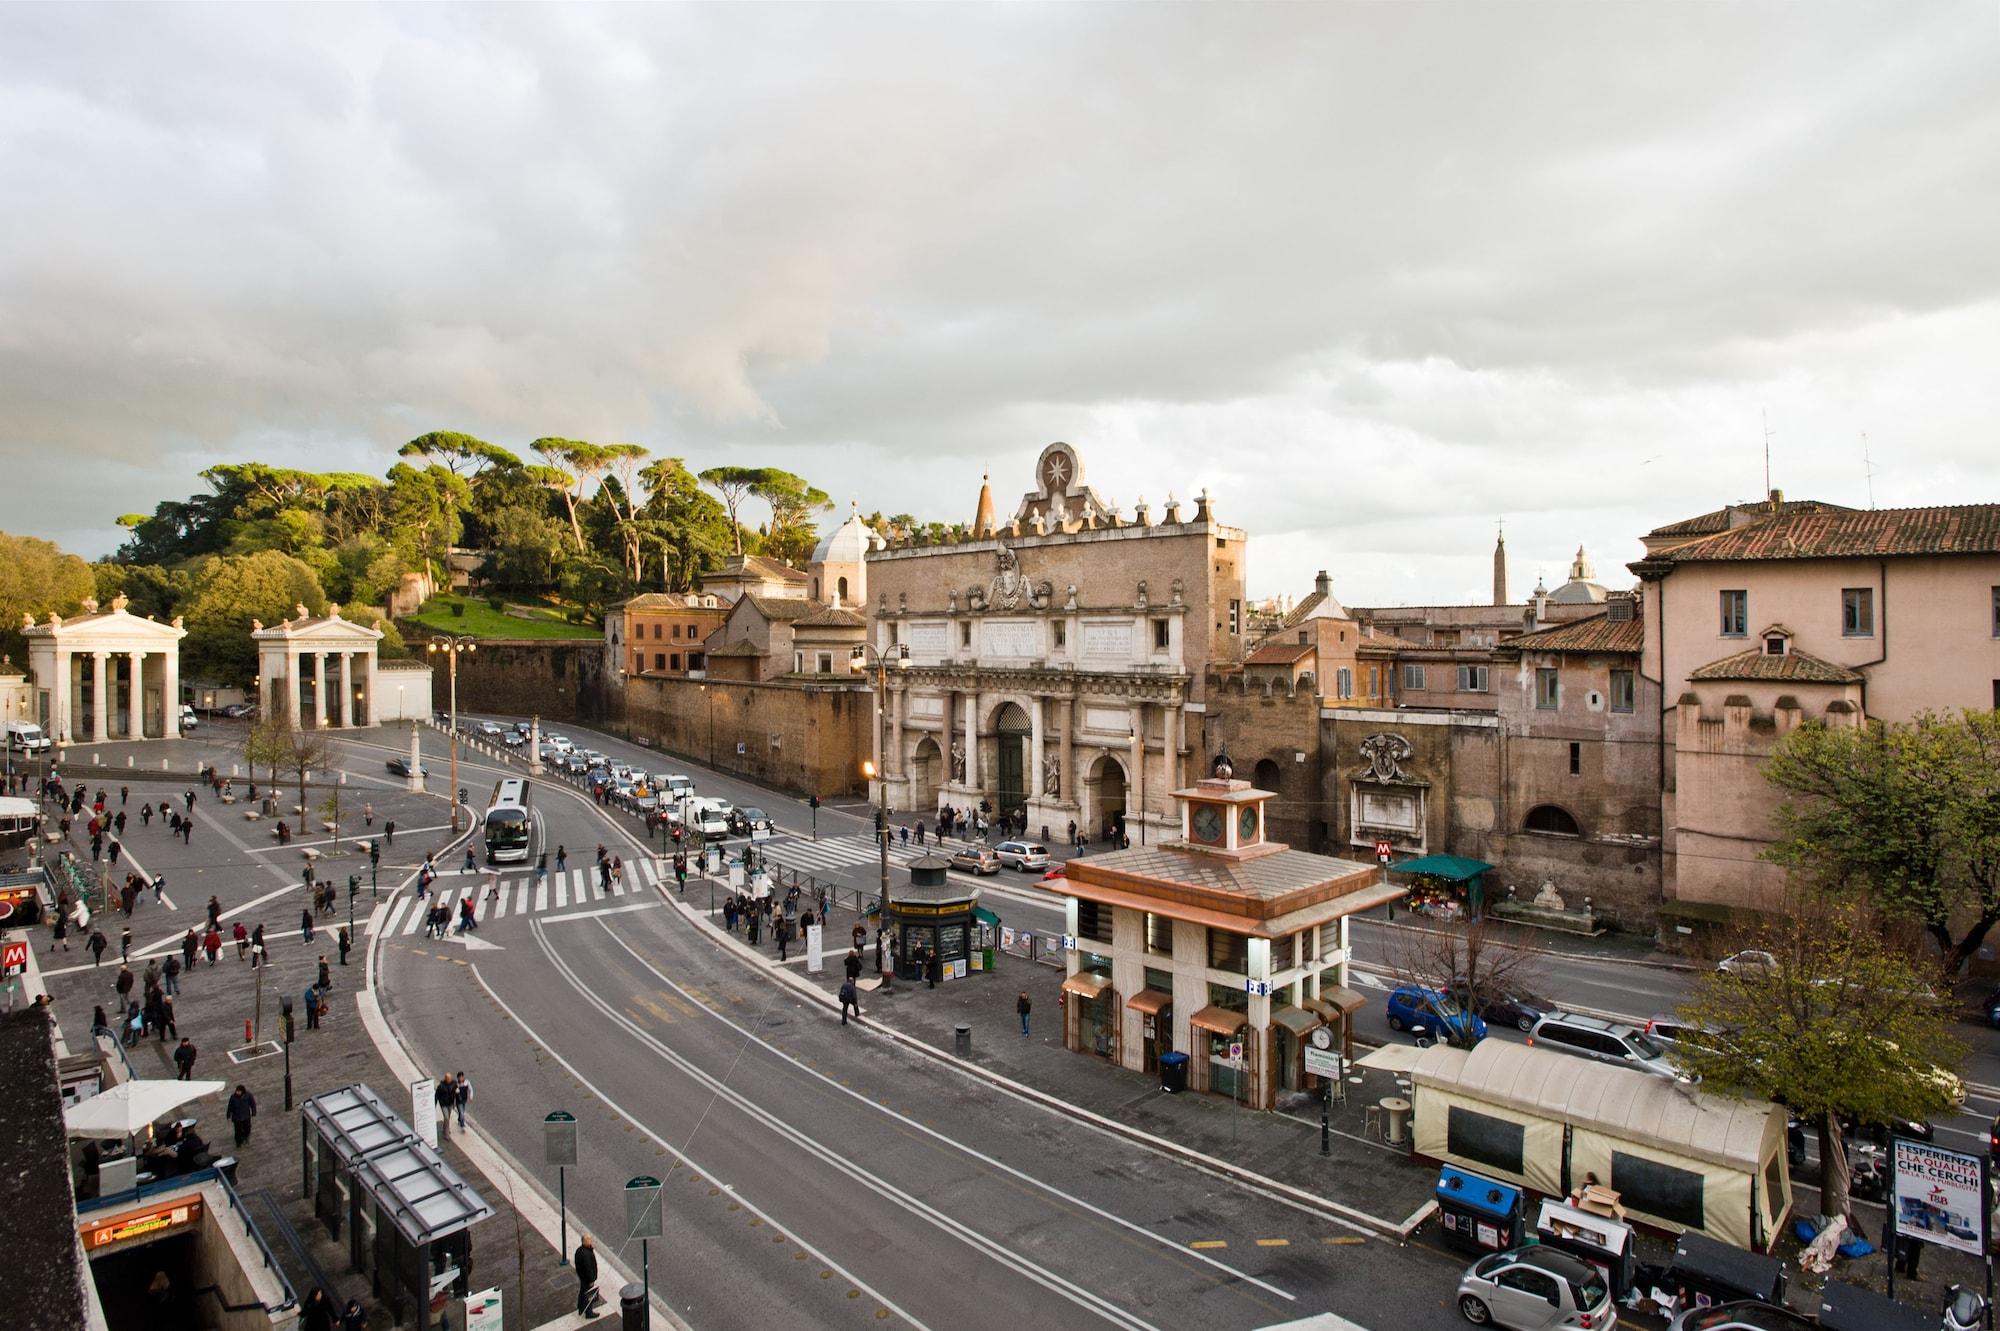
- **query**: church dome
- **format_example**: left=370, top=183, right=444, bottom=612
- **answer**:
left=810, top=505, right=881, bottom=565
left=1550, top=545, right=1608, bottom=604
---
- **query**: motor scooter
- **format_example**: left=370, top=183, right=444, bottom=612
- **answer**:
left=1942, top=1284, right=1988, bottom=1331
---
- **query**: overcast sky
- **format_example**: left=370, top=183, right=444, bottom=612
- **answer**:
left=3, top=3, right=1996, bottom=605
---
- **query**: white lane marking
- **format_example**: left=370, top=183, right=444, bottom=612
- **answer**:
left=376, top=897, right=412, bottom=937
left=598, top=925, right=1296, bottom=1305
left=491, top=889, right=508, bottom=920
left=540, top=902, right=659, bottom=924
left=554, top=875, right=569, bottom=909
left=513, top=882, right=529, bottom=916
left=533, top=879, right=549, bottom=913
left=401, top=899, right=427, bottom=935
left=465, top=958, right=934, bottom=1331
left=535, top=924, right=1165, bottom=1330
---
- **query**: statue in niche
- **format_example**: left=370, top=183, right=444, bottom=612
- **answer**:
left=951, top=742, right=966, bottom=783
left=898, top=592, right=907, bottom=612
left=1211, top=749, right=1234, bottom=780
left=1043, top=755, right=1061, bottom=797
left=1358, top=732, right=1415, bottom=784
left=1170, top=578, right=1184, bottom=605
left=1135, top=579, right=1148, bottom=609
left=988, top=544, right=1026, bottom=611
left=947, top=588, right=959, bottom=613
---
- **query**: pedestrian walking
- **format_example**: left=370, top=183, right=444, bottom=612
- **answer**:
left=383, top=818, right=396, bottom=846
left=107, top=837, right=121, bottom=866
left=363, top=802, right=374, bottom=827
left=119, top=784, right=129, bottom=807
left=206, top=895, right=222, bottom=929
left=300, top=907, right=315, bottom=944
left=159, top=994, right=177, bottom=1039
left=115, top=964, right=134, bottom=1005
left=204, top=928, right=221, bottom=966
left=163, top=953, right=182, bottom=996
left=50, top=910, right=68, bottom=952
left=434, top=1076, right=455, bottom=1139
left=453, top=1072, right=471, bottom=1128
left=776, top=916, right=790, bottom=963
left=181, top=929, right=198, bottom=971
left=300, top=1287, right=337, bottom=1331
left=318, top=955, right=332, bottom=992
left=114, top=809, right=126, bottom=835
left=227, top=1084, right=256, bottom=1144
left=232, top=921, right=248, bottom=959
left=181, top=816, right=193, bottom=845
left=152, top=872, right=164, bottom=904
left=462, top=848, right=476, bottom=873
left=845, top=948, right=862, bottom=983
left=184, top=789, right=195, bottom=813
left=172, top=1036, right=197, bottom=1080
left=556, top=844, right=567, bottom=871
left=573, top=1236, right=601, bottom=1317
left=140, top=804, right=152, bottom=828
left=340, top=1297, right=368, bottom=1331
left=1018, top=991, right=1032, bottom=1037
left=839, top=979, right=859, bottom=1025
left=304, top=984, right=321, bottom=1029
left=120, top=927, right=133, bottom=962
left=337, top=927, right=352, bottom=966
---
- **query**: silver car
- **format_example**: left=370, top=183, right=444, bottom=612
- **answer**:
left=994, top=840, right=1049, bottom=871
left=1458, top=1247, right=1615, bottom=1330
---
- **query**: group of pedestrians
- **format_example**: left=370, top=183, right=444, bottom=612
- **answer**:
left=430, top=1071, right=473, bottom=1136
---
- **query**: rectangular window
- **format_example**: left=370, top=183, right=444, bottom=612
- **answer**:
left=1447, top=1106, right=1526, bottom=1177
left=671, top=623, right=680, bottom=639
left=1366, top=667, right=1378, bottom=697
left=1456, top=665, right=1489, bottom=692
left=1403, top=664, right=1426, bottom=690
left=1536, top=668, right=1560, bottom=710
left=1610, top=1150, right=1706, bottom=1230
left=1229, top=599, right=1241, bottom=635
left=1607, top=598, right=1635, bottom=622
left=887, top=621, right=898, bottom=646
left=1144, top=913, right=1174, bottom=957
left=655, top=623, right=664, bottom=639
left=816, top=653, right=833, bottom=674
left=1841, top=587, right=1874, bottom=637
left=1297, top=630, right=1309, bottom=645
left=1610, top=669, right=1635, bottom=713
left=1078, top=900, right=1113, bottom=944
left=1993, top=587, right=2000, bottom=638
left=1052, top=620, right=1066, bottom=649
left=1206, top=928, right=1248, bottom=972
left=1569, top=741, right=1581, bottom=775
left=653, top=653, right=665, bottom=671
left=960, top=622, right=972, bottom=648
left=1720, top=589, right=1748, bottom=636
left=1335, top=667, right=1354, bottom=699
left=670, top=653, right=681, bottom=671
left=793, top=652, right=803, bottom=673
left=1152, top=619, right=1170, bottom=650
left=687, top=652, right=704, bottom=672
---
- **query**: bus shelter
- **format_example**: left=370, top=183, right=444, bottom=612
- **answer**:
left=301, top=1084, right=493, bottom=1324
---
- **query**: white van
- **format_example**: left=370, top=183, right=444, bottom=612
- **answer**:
left=662, top=774, right=696, bottom=799
left=693, top=799, right=732, bottom=838
left=179, top=704, right=199, bottom=731
left=4, top=720, right=50, bottom=753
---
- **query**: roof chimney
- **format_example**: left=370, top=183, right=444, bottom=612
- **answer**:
left=1314, top=570, right=1331, bottom=597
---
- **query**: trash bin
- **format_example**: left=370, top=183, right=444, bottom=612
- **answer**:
left=620, top=1281, right=647, bottom=1329
left=1160, top=1051, right=1190, bottom=1093
left=954, top=1024, right=972, bottom=1057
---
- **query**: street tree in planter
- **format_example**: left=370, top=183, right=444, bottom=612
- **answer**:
left=1672, top=896, right=1963, bottom=1232
left=1384, top=916, right=1549, bottom=1047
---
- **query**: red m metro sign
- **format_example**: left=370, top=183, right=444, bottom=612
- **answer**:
left=1, top=939, right=26, bottom=978
left=1373, top=840, right=1393, bottom=862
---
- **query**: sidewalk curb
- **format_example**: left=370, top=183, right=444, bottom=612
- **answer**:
left=656, top=879, right=1428, bottom=1242
left=359, top=825, right=690, bottom=1331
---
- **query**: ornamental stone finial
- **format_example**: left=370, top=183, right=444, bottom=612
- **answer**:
left=327, top=602, right=341, bottom=619
left=294, top=603, right=309, bottom=621
left=80, top=596, right=99, bottom=614
left=111, top=593, right=129, bottom=612
left=251, top=618, right=263, bottom=632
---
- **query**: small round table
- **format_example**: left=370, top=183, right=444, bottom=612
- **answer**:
left=1380, top=1095, right=1413, bottom=1146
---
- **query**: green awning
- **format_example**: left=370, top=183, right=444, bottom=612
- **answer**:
left=973, top=906, right=1002, bottom=927
left=1387, top=854, right=1494, bottom=881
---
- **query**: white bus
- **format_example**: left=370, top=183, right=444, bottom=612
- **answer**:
left=484, top=779, right=532, bottom=864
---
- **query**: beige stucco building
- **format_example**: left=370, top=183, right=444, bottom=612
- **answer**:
left=1631, top=495, right=2000, bottom=915
left=862, top=442, right=1247, bottom=843
left=252, top=605, right=385, bottom=728
left=22, top=596, right=188, bottom=743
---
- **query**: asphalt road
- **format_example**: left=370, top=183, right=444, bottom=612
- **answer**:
left=365, top=736, right=1472, bottom=1331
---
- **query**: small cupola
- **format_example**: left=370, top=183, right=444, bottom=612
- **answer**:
left=1169, top=749, right=1287, bottom=861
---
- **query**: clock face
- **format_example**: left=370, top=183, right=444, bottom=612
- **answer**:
left=1238, top=806, right=1260, bottom=843
left=1311, top=1026, right=1333, bottom=1050
left=1191, top=804, right=1224, bottom=844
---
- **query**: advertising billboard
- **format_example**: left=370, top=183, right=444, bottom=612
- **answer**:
left=1891, top=1137, right=1988, bottom=1258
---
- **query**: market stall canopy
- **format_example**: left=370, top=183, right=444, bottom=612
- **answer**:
left=1059, top=971, right=1111, bottom=1000
left=65, top=1079, right=225, bottom=1138
left=1386, top=855, right=1494, bottom=880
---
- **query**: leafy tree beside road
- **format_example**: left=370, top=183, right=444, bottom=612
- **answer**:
left=1674, top=898, right=1963, bottom=1229
left=1766, top=710, right=2000, bottom=975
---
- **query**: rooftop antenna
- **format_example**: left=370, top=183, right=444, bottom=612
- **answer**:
left=1861, top=432, right=1876, bottom=509
left=1761, top=409, right=1774, bottom=498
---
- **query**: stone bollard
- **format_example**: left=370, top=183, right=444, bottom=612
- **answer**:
left=127, top=756, right=134, bottom=767
left=955, top=1024, right=972, bottom=1057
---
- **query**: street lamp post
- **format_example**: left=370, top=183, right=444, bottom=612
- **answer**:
left=427, top=636, right=476, bottom=832
left=850, top=643, right=910, bottom=920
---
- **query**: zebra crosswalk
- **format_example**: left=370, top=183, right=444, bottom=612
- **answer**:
left=758, top=831, right=938, bottom=876
left=369, top=859, right=669, bottom=936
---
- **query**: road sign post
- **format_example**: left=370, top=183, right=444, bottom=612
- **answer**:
left=625, top=1175, right=663, bottom=1325
left=544, top=1111, right=577, bottom=1265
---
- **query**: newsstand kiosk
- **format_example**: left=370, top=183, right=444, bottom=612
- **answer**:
left=1434, top=1166, right=1525, bottom=1255
left=1534, top=1198, right=1635, bottom=1297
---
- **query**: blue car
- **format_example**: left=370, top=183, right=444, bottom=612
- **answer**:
left=1385, top=985, right=1487, bottom=1044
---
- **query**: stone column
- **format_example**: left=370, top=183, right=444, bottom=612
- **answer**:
left=1166, top=702, right=1184, bottom=790
left=1062, top=694, right=1078, bottom=811
left=364, top=652, right=380, bottom=727
left=1128, top=702, right=1146, bottom=836
left=287, top=651, right=303, bottom=728
left=888, top=681, right=905, bottom=781
left=90, top=652, right=110, bottom=743
left=337, top=652, right=353, bottom=727
left=1029, top=693, right=1046, bottom=805
left=127, top=652, right=146, bottom=739
left=54, top=650, right=72, bottom=743
left=964, top=692, right=980, bottom=796
left=313, top=652, right=328, bottom=728
left=162, top=650, right=179, bottom=739
left=943, top=690, right=957, bottom=783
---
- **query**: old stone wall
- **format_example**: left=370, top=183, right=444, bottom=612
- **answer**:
left=1202, top=674, right=1324, bottom=851
left=423, top=639, right=614, bottom=725
left=619, top=674, right=873, bottom=798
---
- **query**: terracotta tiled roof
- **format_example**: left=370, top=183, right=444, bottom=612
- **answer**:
left=1646, top=498, right=1850, bottom=540
left=620, top=592, right=692, bottom=611
left=794, top=605, right=867, bottom=628
left=1659, top=504, right=2000, bottom=562
left=1246, top=640, right=1315, bottom=666
left=1280, top=591, right=1326, bottom=628
left=739, top=555, right=807, bottom=583
left=1688, top=648, right=1862, bottom=684
left=742, top=595, right=819, bottom=622
left=1495, top=613, right=1643, bottom=656
left=705, top=640, right=766, bottom=658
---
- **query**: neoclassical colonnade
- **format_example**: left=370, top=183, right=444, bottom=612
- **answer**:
left=22, top=596, right=188, bottom=743
left=252, top=606, right=384, bottom=729
left=876, top=668, right=1189, bottom=840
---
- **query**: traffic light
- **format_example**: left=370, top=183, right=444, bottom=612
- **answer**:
left=347, top=874, right=359, bottom=897
left=809, top=795, right=820, bottom=810
left=369, top=841, right=380, bottom=867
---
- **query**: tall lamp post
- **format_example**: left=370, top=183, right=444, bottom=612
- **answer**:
left=850, top=643, right=910, bottom=919
left=427, top=636, right=476, bottom=832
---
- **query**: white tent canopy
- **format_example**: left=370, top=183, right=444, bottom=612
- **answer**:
left=64, top=1079, right=226, bottom=1138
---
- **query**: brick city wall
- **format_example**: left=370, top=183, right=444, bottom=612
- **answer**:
left=416, top=639, right=614, bottom=725
left=1202, top=674, right=1324, bottom=852
left=617, top=674, right=873, bottom=799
